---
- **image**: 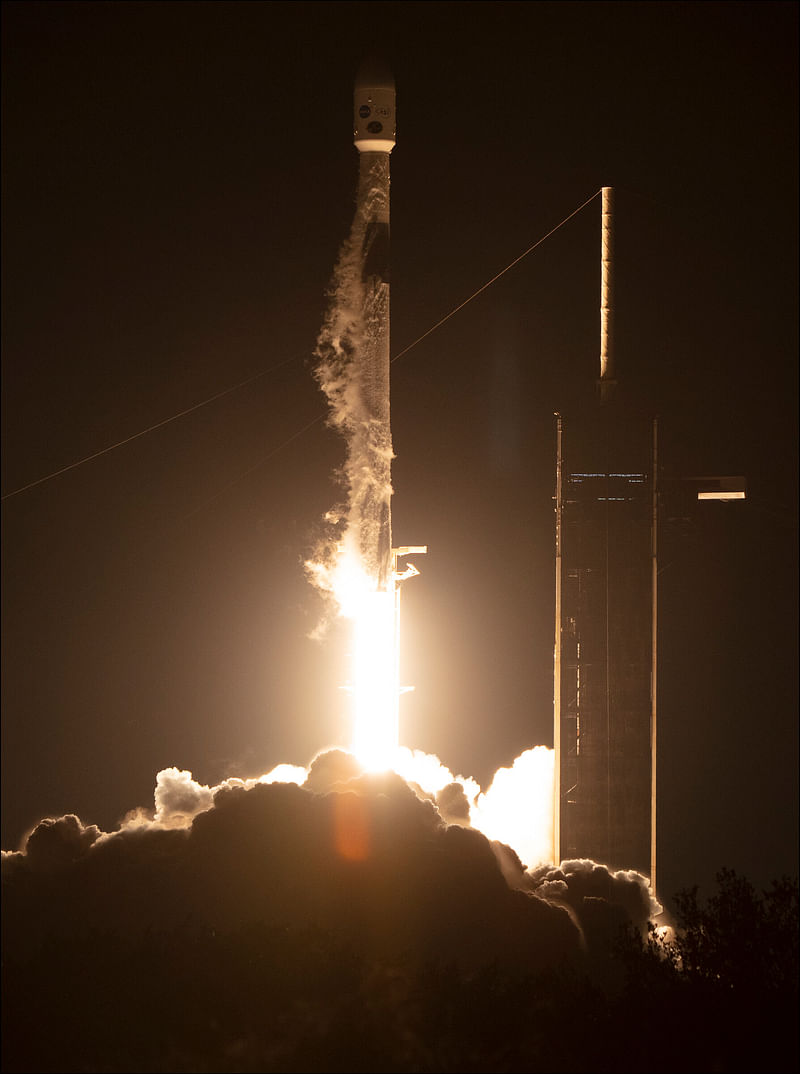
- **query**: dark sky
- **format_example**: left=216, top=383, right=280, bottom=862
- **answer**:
left=2, top=1, right=797, bottom=905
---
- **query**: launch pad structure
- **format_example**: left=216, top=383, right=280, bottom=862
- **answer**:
left=553, top=408, right=658, bottom=882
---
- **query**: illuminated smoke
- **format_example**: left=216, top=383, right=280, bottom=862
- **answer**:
left=470, top=746, right=555, bottom=870
left=307, top=155, right=393, bottom=611
left=3, top=745, right=559, bottom=878
left=306, top=156, right=400, bottom=768
left=389, top=745, right=554, bottom=871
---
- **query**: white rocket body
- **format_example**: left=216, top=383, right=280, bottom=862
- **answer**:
left=348, top=60, right=395, bottom=591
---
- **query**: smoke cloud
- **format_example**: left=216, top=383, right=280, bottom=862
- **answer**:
left=3, top=747, right=658, bottom=961
left=3, top=747, right=670, bottom=1072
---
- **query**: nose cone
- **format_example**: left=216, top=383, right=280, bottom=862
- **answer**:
left=354, top=57, right=396, bottom=153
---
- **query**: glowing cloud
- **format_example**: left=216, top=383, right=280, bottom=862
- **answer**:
left=470, top=746, right=555, bottom=870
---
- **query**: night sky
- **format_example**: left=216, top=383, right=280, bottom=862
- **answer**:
left=2, top=1, right=797, bottom=910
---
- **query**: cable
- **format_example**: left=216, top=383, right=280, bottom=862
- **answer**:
left=1, top=351, right=305, bottom=501
left=390, top=189, right=601, bottom=364
left=182, top=411, right=326, bottom=519
left=3, top=190, right=600, bottom=503
left=187, top=191, right=603, bottom=510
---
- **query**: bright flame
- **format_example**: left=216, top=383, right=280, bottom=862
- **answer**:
left=317, top=538, right=556, bottom=866
left=351, top=586, right=398, bottom=770
left=316, top=537, right=401, bottom=772
left=310, top=536, right=556, bottom=863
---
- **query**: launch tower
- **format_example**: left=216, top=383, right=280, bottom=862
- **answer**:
left=553, top=189, right=658, bottom=883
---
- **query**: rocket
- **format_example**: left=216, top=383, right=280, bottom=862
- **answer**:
left=344, top=62, right=426, bottom=766
left=350, top=60, right=396, bottom=591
